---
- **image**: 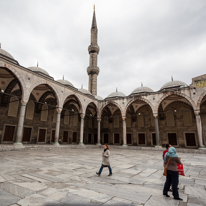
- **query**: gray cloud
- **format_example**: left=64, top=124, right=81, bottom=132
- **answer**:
left=1, top=0, right=206, bottom=98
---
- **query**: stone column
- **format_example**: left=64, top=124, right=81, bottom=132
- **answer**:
left=195, top=111, right=205, bottom=149
left=122, top=117, right=127, bottom=146
left=54, top=108, right=62, bottom=146
left=13, top=101, right=27, bottom=148
left=97, top=118, right=101, bottom=145
left=79, top=113, right=85, bottom=145
left=154, top=115, right=161, bottom=147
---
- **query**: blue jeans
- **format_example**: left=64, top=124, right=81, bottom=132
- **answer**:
left=98, top=164, right=112, bottom=175
left=163, top=170, right=179, bottom=198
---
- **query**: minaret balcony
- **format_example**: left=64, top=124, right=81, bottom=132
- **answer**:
left=87, top=66, right=99, bottom=75
left=88, top=45, right=100, bottom=54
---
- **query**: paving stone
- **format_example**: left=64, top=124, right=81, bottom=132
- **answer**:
left=17, top=194, right=59, bottom=206
left=0, top=148, right=206, bottom=205
left=0, top=182, right=35, bottom=198
left=144, top=195, right=179, bottom=206
left=184, top=185, right=206, bottom=199
left=0, top=188, right=20, bottom=206
left=83, top=183, right=150, bottom=204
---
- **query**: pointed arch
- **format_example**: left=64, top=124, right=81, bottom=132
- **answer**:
left=99, top=101, right=123, bottom=119
left=125, top=97, right=155, bottom=116
left=154, top=92, right=196, bottom=114
left=26, top=81, right=60, bottom=106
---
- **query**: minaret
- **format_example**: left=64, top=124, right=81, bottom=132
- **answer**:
left=87, top=5, right=100, bottom=96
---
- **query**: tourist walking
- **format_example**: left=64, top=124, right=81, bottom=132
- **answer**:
left=163, top=146, right=182, bottom=201
left=96, top=144, right=112, bottom=176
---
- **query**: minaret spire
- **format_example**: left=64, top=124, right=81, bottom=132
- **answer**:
left=87, top=6, right=100, bottom=96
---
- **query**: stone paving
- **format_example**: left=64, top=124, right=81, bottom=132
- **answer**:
left=0, top=147, right=206, bottom=206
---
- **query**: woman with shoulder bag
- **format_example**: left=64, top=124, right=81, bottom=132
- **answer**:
left=96, top=144, right=112, bottom=176
left=163, top=146, right=182, bottom=201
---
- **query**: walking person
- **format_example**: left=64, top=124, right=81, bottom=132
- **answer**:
left=96, top=144, right=112, bottom=176
left=163, top=146, right=182, bottom=201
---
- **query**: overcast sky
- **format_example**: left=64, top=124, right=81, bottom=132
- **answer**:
left=1, top=0, right=206, bottom=98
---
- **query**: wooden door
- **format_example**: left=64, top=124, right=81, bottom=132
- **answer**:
left=168, top=133, right=177, bottom=145
left=127, top=133, right=132, bottom=144
left=51, top=130, right=55, bottom=143
left=138, top=133, right=145, bottom=145
left=94, top=134, right=97, bottom=144
left=152, top=133, right=156, bottom=145
left=185, top=133, right=196, bottom=146
left=72, top=132, right=77, bottom=143
left=88, top=133, right=92, bottom=143
left=38, top=129, right=46, bottom=142
left=114, top=133, right=120, bottom=144
left=3, top=126, right=15, bottom=142
left=104, top=134, right=108, bottom=143
left=22, top=127, right=32, bottom=142
left=63, top=131, right=68, bottom=143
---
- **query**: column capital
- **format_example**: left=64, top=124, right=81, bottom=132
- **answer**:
left=80, top=113, right=85, bottom=119
left=194, top=111, right=201, bottom=116
left=153, top=114, right=158, bottom=118
left=21, top=100, right=27, bottom=105
left=122, top=116, right=126, bottom=121
left=97, top=118, right=101, bottom=122
left=56, top=107, right=62, bottom=113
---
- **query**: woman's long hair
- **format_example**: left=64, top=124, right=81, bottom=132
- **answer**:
left=104, top=144, right=109, bottom=150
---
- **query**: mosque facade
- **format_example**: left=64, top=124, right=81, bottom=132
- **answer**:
left=0, top=9, right=206, bottom=149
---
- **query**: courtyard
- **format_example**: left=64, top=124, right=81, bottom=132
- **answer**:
left=0, top=147, right=206, bottom=206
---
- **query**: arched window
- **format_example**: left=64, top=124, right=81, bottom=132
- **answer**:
left=126, top=117, right=131, bottom=127
left=64, top=110, right=69, bottom=125
left=41, top=105, right=48, bottom=121
left=89, top=117, right=92, bottom=128
left=8, top=97, right=19, bottom=117
left=151, top=114, right=155, bottom=127
left=114, top=116, right=119, bottom=128
left=26, top=101, right=35, bottom=120
left=103, top=116, right=108, bottom=128
left=53, top=109, right=57, bottom=123
left=137, top=115, right=144, bottom=127
left=183, top=110, right=193, bottom=126
left=166, top=111, right=175, bottom=126
left=73, top=114, right=78, bottom=126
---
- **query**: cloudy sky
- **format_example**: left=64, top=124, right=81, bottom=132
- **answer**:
left=1, top=0, right=206, bottom=98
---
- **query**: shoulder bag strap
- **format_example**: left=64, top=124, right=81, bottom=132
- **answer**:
left=166, top=157, right=171, bottom=168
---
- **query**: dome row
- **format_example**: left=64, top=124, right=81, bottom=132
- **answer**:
left=106, top=80, right=188, bottom=98
left=0, top=47, right=188, bottom=100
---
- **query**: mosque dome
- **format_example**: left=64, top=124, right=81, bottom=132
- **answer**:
left=161, top=80, right=188, bottom=90
left=132, top=85, right=153, bottom=94
left=0, top=45, right=14, bottom=59
left=28, top=64, right=50, bottom=76
left=107, top=89, right=126, bottom=98
left=78, top=86, right=91, bottom=95
left=95, top=95, right=104, bottom=100
left=57, top=77, right=74, bottom=87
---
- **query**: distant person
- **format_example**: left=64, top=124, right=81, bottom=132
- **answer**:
left=163, top=147, right=182, bottom=201
left=96, top=144, right=112, bottom=176
left=163, top=144, right=171, bottom=165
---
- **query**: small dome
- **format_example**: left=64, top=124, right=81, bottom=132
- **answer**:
left=78, top=87, right=91, bottom=95
left=57, top=79, right=74, bottom=87
left=95, top=95, right=104, bottom=100
left=161, top=80, right=188, bottom=90
left=132, top=86, right=153, bottom=94
left=0, top=46, right=14, bottom=59
left=28, top=66, right=50, bottom=76
left=107, top=89, right=126, bottom=98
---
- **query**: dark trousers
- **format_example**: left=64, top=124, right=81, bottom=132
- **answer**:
left=163, top=170, right=179, bottom=198
left=98, top=164, right=112, bottom=175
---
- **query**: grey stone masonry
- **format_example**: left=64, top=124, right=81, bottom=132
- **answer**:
left=87, top=8, right=100, bottom=96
